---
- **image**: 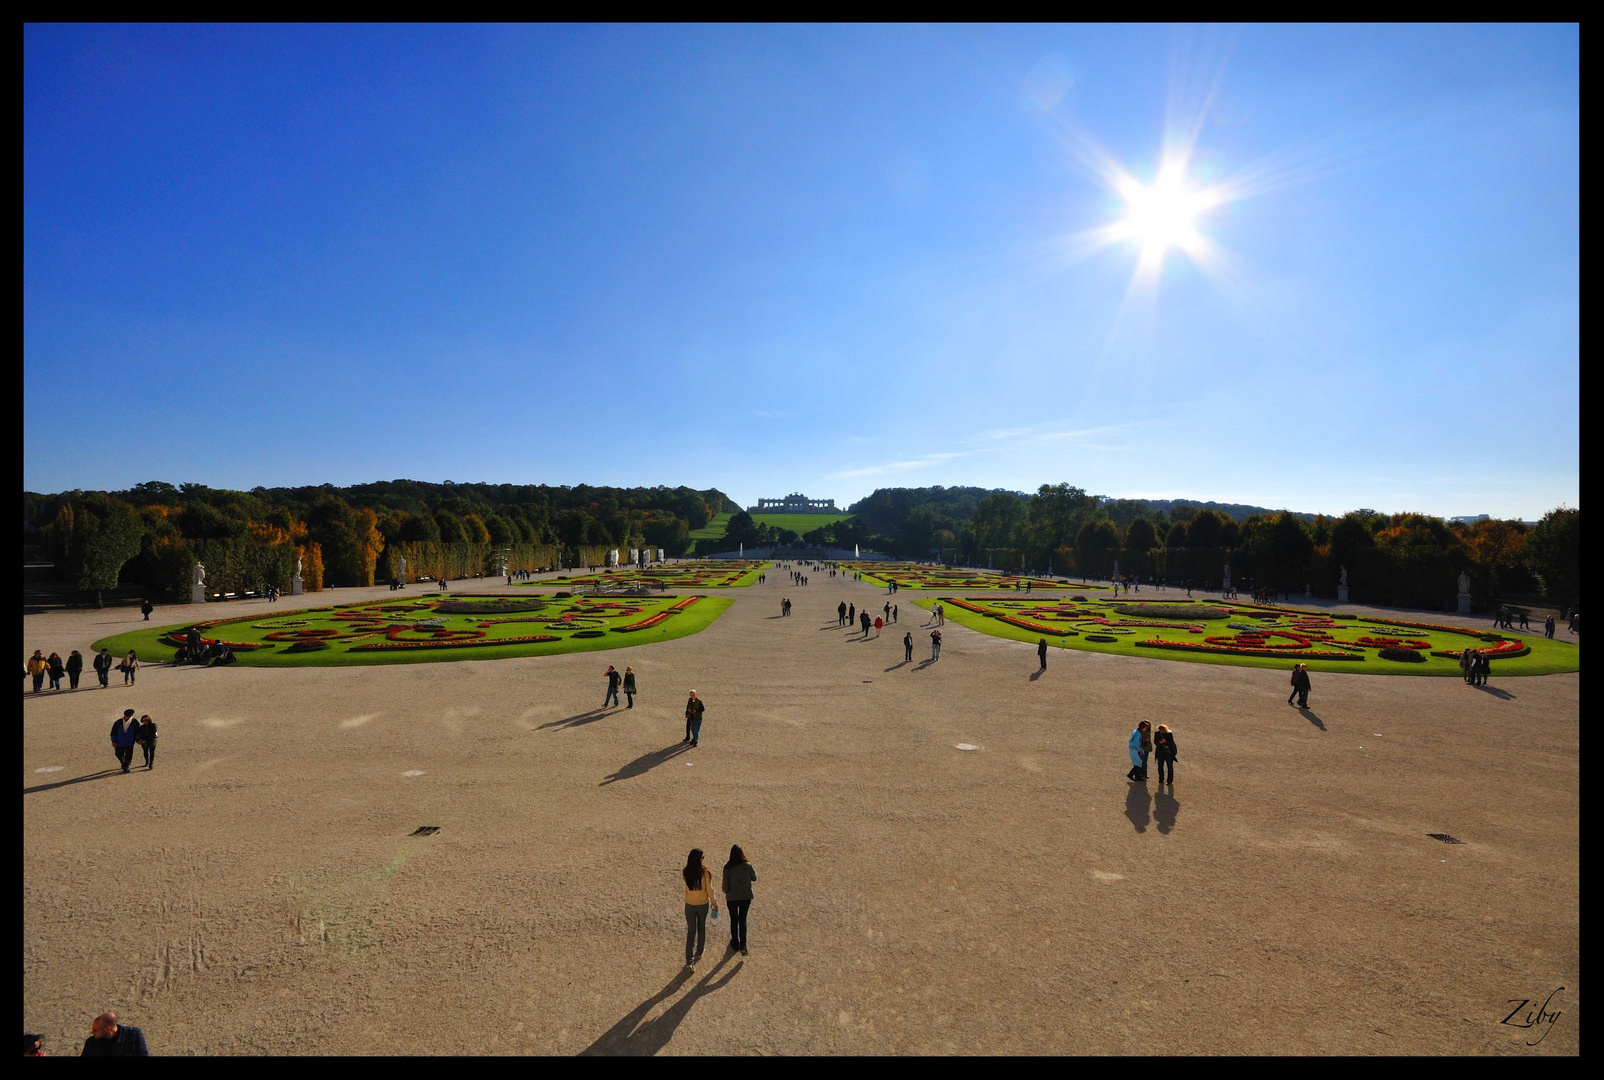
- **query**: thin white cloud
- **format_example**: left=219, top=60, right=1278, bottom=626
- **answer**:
left=830, top=452, right=969, bottom=479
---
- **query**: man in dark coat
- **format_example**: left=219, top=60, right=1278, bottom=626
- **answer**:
left=93, top=648, right=114, bottom=687
left=140, top=599, right=154, bottom=621
left=1037, top=638, right=1049, bottom=670
left=837, top=601, right=847, bottom=626
left=81, top=1012, right=149, bottom=1056
left=1294, top=665, right=1312, bottom=708
left=111, top=710, right=140, bottom=773
left=684, top=691, right=705, bottom=747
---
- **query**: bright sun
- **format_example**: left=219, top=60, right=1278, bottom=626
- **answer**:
left=1114, top=163, right=1213, bottom=263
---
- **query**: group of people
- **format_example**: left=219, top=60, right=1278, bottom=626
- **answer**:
left=24, top=1011, right=151, bottom=1056
left=109, top=709, right=158, bottom=772
left=26, top=648, right=131, bottom=691
left=1491, top=607, right=1530, bottom=631
left=602, top=665, right=638, bottom=709
left=1459, top=649, right=1493, bottom=685
left=680, top=846, right=757, bottom=966
left=1287, top=663, right=1313, bottom=708
left=1126, top=720, right=1179, bottom=784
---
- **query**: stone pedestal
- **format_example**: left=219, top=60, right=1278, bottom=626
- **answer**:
left=1457, top=592, right=1471, bottom=615
left=292, top=574, right=305, bottom=596
left=191, top=584, right=207, bottom=604
left=1337, top=586, right=1349, bottom=604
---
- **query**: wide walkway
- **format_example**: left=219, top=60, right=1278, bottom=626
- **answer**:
left=22, top=566, right=1579, bottom=1054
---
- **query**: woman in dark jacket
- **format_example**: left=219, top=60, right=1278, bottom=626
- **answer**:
left=46, top=653, right=65, bottom=691
left=65, top=650, right=84, bottom=689
left=1152, top=724, right=1178, bottom=785
left=138, top=715, right=158, bottom=769
left=721, top=845, right=758, bottom=956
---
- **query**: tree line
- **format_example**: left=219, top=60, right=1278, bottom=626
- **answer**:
left=838, top=484, right=1577, bottom=612
left=23, top=480, right=739, bottom=605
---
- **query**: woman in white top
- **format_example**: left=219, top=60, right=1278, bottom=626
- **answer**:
left=681, top=849, right=718, bottom=968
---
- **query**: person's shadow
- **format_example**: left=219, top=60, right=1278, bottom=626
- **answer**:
left=1298, top=707, right=1326, bottom=730
left=540, top=708, right=611, bottom=730
left=580, top=953, right=743, bottom=1055
left=1473, top=684, right=1516, bottom=701
left=600, top=743, right=693, bottom=786
left=914, top=657, right=938, bottom=670
left=1029, top=668, right=1045, bottom=681
left=1124, top=782, right=1150, bottom=833
left=24, top=768, right=124, bottom=795
left=1154, top=788, right=1181, bottom=834
left=884, top=660, right=910, bottom=672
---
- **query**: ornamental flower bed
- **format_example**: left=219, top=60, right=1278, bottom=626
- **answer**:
left=1136, top=639, right=1366, bottom=660
left=998, top=615, right=1077, bottom=636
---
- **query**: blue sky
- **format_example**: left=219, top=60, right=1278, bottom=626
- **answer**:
left=24, top=24, right=1578, bottom=518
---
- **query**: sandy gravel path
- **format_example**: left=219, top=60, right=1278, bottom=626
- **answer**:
left=23, top=571, right=1579, bottom=1055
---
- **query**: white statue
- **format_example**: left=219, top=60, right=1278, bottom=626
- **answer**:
left=1458, top=571, right=1471, bottom=595
left=1339, top=565, right=1348, bottom=588
left=194, top=562, right=206, bottom=587
left=295, top=556, right=303, bottom=577
left=397, top=555, right=406, bottom=580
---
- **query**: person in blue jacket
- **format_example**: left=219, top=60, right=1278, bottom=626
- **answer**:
left=1126, top=721, right=1150, bottom=782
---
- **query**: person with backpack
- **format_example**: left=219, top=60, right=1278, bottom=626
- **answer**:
left=120, top=651, right=139, bottom=685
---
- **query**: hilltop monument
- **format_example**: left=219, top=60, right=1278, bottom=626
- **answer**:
left=748, top=493, right=838, bottom=514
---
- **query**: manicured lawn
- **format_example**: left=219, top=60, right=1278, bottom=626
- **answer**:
left=688, top=513, right=732, bottom=540
left=528, top=561, right=769, bottom=588
left=92, top=593, right=733, bottom=667
left=751, top=512, right=855, bottom=534
left=916, top=595, right=1580, bottom=676
left=847, top=562, right=1108, bottom=591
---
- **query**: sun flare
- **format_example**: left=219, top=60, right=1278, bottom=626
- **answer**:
left=1112, top=162, right=1215, bottom=264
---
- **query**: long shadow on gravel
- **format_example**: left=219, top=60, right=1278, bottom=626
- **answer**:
left=600, top=742, right=693, bottom=786
left=581, top=952, right=743, bottom=1055
left=24, top=768, right=124, bottom=795
left=541, top=709, right=612, bottom=731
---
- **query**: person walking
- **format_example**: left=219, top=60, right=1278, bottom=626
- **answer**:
left=684, top=690, right=705, bottom=746
left=27, top=650, right=47, bottom=692
left=111, top=710, right=140, bottom=773
left=681, top=849, right=718, bottom=969
left=1545, top=614, right=1556, bottom=639
left=46, top=652, right=65, bottom=691
left=1126, top=721, right=1149, bottom=782
left=121, top=650, right=139, bottom=685
left=80, top=1012, right=149, bottom=1057
left=140, top=599, right=154, bottom=621
left=1153, top=724, right=1178, bottom=785
left=1037, top=638, right=1048, bottom=671
left=65, top=649, right=84, bottom=689
left=848, top=603, right=856, bottom=627
left=838, top=601, right=847, bottom=627
left=722, top=845, right=757, bottom=956
left=1287, top=663, right=1302, bottom=705
left=1294, top=664, right=1311, bottom=708
left=1476, top=650, right=1491, bottom=687
left=891, top=604, right=898, bottom=624
left=883, top=602, right=891, bottom=624
left=903, top=632, right=914, bottom=662
left=138, top=714, right=158, bottom=770
left=1138, top=719, right=1153, bottom=779
left=93, top=648, right=113, bottom=688
left=622, top=667, right=637, bottom=709
left=603, top=665, right=621, bottom=709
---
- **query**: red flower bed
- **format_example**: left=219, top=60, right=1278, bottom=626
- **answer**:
left=1137, top=640, right=1364, bottom=660
left=1430, top=640, right=1531, bottom=660
left=669, top=596, right=702, bottom=611
left=350, top=634, right=561, bottom=652
left=616, top=612, right=672, bottom=632
left=1203, top=631, right=1313, bottom=650
left=998, top=615, right=1075, bottom=636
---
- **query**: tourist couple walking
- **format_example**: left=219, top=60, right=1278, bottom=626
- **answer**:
left=602, top=665, right=637, bottom=708
left=109, top=710, right=158, bottom=772
left=681, top=846, right=758, bottom=966
left=1126, top=721, right=1177, bottom=784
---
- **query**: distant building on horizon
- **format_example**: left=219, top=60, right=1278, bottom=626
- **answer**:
left=749, top=492, right=839, bottom=514
left=1449, top=514, right=1492, bottom=524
